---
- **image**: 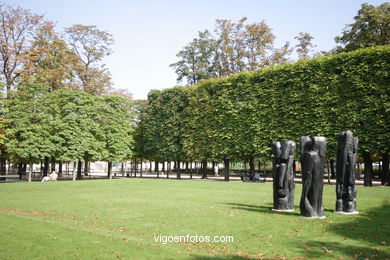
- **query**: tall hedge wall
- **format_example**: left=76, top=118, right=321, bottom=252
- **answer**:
left=143, top=45, right=390, bottom=163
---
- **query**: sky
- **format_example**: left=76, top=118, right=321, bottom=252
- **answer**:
left=6, top=0, right=387, bottom=99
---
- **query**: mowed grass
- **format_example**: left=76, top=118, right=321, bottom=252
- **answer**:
left=0, top=179, right=389, bottom=259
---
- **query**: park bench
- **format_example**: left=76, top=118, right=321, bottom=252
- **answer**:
left=0, top=175, right=20, bottom=183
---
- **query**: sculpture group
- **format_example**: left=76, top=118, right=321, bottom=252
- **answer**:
left=271, top=131, right=359, bottom=218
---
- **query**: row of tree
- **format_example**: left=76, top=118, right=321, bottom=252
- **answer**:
left=171, top=3, right=390, bottom=85
left=0, top=2, right=116, bottom=98
left=4, top=84, right=135, bottom=181
left=170, top=17, right=315, bottom=85
left=138, top=45, right=390, bottom=186
left=0, top=2, right=133, bottom=176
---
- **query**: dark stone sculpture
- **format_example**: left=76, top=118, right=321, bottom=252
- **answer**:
left=272, top=140, right=296, bottom=211
left=335, top=131, right=359, bottom=214
left=299, top=136, right=327, bottom=218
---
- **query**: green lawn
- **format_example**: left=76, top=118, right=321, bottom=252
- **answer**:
left=0, top=179, right=389, bottom=259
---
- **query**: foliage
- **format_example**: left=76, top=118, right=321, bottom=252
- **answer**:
left=6, top=87, right=136, bottom=163
left=170, top=30, right=218, bottom=85
left=98, top=94, right=136, bottom=162
left=0, top=2, right=50, bottom=98
left=295, top=32, right=317, bottom=59
left=335, top=3, right=390, bottom=52
left=170, top=17, right=292, bottom=85
left=46, top=89, right=105, bottom=162
left=6, top=84, right=53, bottom=160
left=147, top=45, right=390, bottom=163
left=21, top=22, right=77, bottom=91
left=143, top=87, right=189, bottom=162
left=64, top=24, right=114, bottom=94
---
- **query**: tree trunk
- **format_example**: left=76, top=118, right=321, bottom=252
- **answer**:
left=224, top=158, right=230, bottom=182
left=121, top=162, right=124, bottom=176
left=43, top=157, right=49, bottom=176
left=18, top=160, right=23, bottom=180
left=176, top=160, right=181, bottom=179
left=51, top=157, right=56, bottom=172
left=190, top=162, right=193, bottom=179
left=126, top=162, right=130, bottom=177
left=382, top=152, right=389, bottom=186
left=201, top=160, right=207, bottom=179
left=134, top=158, right=137, bottom=177
left=72, top=162, right=77, bottom=181
left=165, top=162, right=169, bottom=179
left=0, top=156, right=6, bottom=174
left=77, top=160, right=82, bottom=180
left=28, top=160, right=33, bottom=182
left=107, top=161, right=112, bottom=179
left=156, top=161, right=160, bottom=178
left=140, top=158, right=143, bottom=177
left=40, top=160, right=43, bottom=176
left=363, top=153, right=373, bottom=187
left=154, top=160, right=159, bottom=173
left=84, top=161, right=89, bottom=176
left=58, top=161, right=63, bottom=177
left=249, top=156, right=255, bottom=179
left=330, top=158, right=335, bottom=179
left=327, top=160, right=331, bottom=184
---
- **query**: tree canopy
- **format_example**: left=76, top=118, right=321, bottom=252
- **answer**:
left=335, top=3, right=390, bottom=52
left=143, top=46, right=390, bottom=165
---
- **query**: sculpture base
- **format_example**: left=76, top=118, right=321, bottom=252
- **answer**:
left=333, top=211, right=359, bottom=215
left=271, top=208, right=295, bottom=212
left=299, top=215, right=326, bottom=219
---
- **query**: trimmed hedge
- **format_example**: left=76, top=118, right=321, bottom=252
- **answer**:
left=143, top=45, right=390, bottom=162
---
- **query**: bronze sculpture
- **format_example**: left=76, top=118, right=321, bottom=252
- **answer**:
left=335, top=131, right=359, bottom=214
left=299, top=136, right=327, bottom=218
left=272, top=141, right=296, bottom=211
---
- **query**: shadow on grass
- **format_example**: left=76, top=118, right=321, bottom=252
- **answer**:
left=223, top=202, right=299, bottom=217
left=190, top=255, right=254, bottom=260
left=292, top=202, right=390, bottom=259
left=222, top=201, right=390, bottom=259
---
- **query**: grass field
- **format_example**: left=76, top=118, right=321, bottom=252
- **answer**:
left=0, top=179, right=389, bottom=259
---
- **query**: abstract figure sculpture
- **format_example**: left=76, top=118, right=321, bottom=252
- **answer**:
left=335, top=131, right=359, bottom=214
left=300, top=136, right=327, bottom=218
left=272, top=141, right=296, bottom=211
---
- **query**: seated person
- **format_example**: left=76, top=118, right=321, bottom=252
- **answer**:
left=49, top=170, right=58, bottom=181
left=41, top=176, right=51, bottom=182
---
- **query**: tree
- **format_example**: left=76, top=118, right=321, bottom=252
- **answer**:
left=143, top=87, right=189, bottom=178
left=335, top=3, right=390, bottom=52
left=171, top=18, right=291, bottom=84
left=21, top=22, right=76, bottom=90
left=159, top=45, right=390, bottom=183
left=170, top=30, right=218, bottom=85
left=98, top=95, right=135, bottom=178
left=295, top=32, right=316, bottom=59
left=0, top=2, right=49, bottom=99
left=6, top=84, right=53, bottom=180
left=65, top=24, right=114, bottom=94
